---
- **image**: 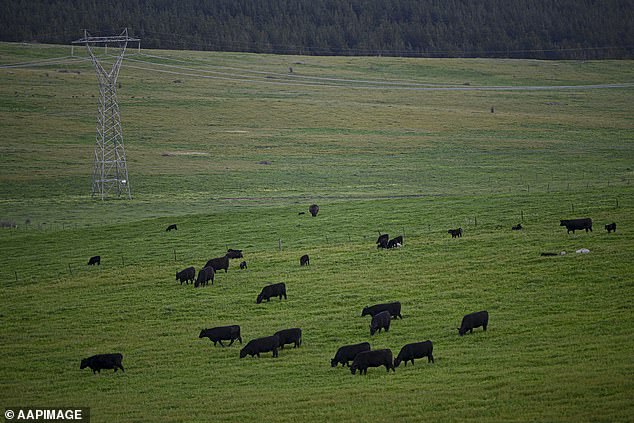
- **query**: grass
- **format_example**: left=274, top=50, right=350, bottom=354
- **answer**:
left=0, top=42, right=633, bottom=422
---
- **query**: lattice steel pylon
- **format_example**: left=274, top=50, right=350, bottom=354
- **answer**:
left=73, top=28, right=140, bottom=200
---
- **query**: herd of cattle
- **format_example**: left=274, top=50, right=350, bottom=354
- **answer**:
left=81, top=212, right=616, bottom=375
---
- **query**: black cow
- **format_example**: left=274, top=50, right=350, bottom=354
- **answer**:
left=199, top=325, right=242, bottom=347
left=458, top=310, right=489, bottom=336
left=204, top=255, right=230, bottom=273
left=274, top=328, right=302, bottom=349
left=361, top=302, right=402, bottom=319
left=80, top=353, right=124, bottom=374
left=377, top=238, right=389, bottom=249
left=256, top=283, right=287, bottom=304
left=448, top=228, right=463, bottom=238
left=195, top=266, right=214, bottom=287
left=376, top=233, right=389, bottom=246
left=166, top=224, right=177, bottom=231
left=240, top=335, right=280, bottom=358
left=300, top=254, right=310, bottom=266
left=605, top=222, right=617, bottom=233
left=394, top=341, right=434, bottom=367
left=87, top=255, right=100, bottom=266
left=226, top=249, right=243, bottom=259
left=370, top=310, right=391, bottom=336
left=176, top=266, right=195, bottom=285
left=387, top=235, right=403, bottom=249
left=309, top=204, right=319, bottom=217
left=239, top=261, right=248, bottom=270
left=350, top=349, right=395, bottom=375
left=331, top=342, right=371, bottom=367
left=512, top=223, right=523, bottom=230
left=560, top=218, right=592, bottom=234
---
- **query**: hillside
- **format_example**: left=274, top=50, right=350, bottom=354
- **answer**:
left=1, top=0, right=633, bottom=59
left=0, top=43, right=633, bottom=422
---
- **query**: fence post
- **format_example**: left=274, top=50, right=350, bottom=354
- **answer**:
left=278, top=239, right=282, bottom=251
left=15, top=271, right=18, bottom=282
left=174, top=249, right=177, bottom=262
left=521, top=210, right=524, bottom=222
left=68, top=263, right=73, bottom=276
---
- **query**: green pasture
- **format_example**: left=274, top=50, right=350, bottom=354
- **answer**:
left=0, top=43, right=633, bottom=422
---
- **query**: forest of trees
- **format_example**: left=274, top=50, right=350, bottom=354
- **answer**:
left=1, top=0, right=632, bottom=59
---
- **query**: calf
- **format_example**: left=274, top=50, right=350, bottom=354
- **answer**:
left=376, top=233, right=389, bottom=246
left=274, top=328, right=302, bottom=349
left=166, top=224, right=177, bottom=231
left=239, top=261, right=248, bottom=270
left=331, top=342, right=371, bottom=367
left=370, top=310, right=391, bottom=336
left=309, top=204, right=319, bottom=217
left=176, top=266, right=195, bottom=285
left=194, top=266, right=214, bottom=287
left=458, top=310, right=489, bottom=336
left=240, top=335, right=280, bottom=358
left=204, top=255, right=230, bottom=273
left=226, top=249, right=243, bottom=259
left=512, top=223, right=523, bottom=230
left=361, top=302, right=402, bottom=319
left=394, top=340, right=434, bottom=367
left=87, top=255, right=100, bottom=266
left=80, top=353, right=124, bottom=374
left=256, top=282, right=287, bottom=304
left=199, top=325, right=242, bottom=347
left=300, top=254, right=310, bottom=266
left=387, top=237, right=402, bottom=249
left=350, top=349, right=395, bottom=375
left=560, top=218, right=592, bottom=234
left=605, top=222, right=616, bottom=233
left=448, top=228, right=463, bottom=238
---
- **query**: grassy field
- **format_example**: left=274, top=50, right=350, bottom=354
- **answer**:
left=0, top=42, right=633, bottom=422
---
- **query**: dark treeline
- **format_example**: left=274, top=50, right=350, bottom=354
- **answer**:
left=1, top=0, right=632, bottom=59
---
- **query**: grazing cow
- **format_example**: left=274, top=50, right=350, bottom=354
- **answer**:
left=540, top=252, right=559, bottom=257
left=376, top=233, right=389, bottom=246
left=256, top=282, right=287, bottom=304
left=194, top=266, right=214, bottom=287
left=377, top=238, right=389, bottom=249
left=239, top=261, right=248, bottom=270
left=605, top=222, right=616, bottom=233
left=309, top=204, right=319, bottom=217
left=361, top=302, right=402, bottom=319
left=80, top=353, right=124, bottom=374
left=370, top=310, right=391, bottom=336
left=448, top=228, right=463, bottom=238
left=331, top=342, right=371, bottom=367
left=176, top=266, right=195, bottom=285
left=240, top=335, right=280, bottom=358
left=512, top=223, right=523, bottom=231
left=199, top=325, right=242, bottom=347
left=166, top=224, right=177, bottom=231
left=387, top=235, right=403, bottom=249
left=274, top=328, right=302, bottom=349
left=300, top=254, right=310, bottom=266
left=226, top=249, right=243, bottom=259
left=560, top=218, right=592, bottom=234
left=87, top=255, right=100, bottom=266
left=350, top=349, right=395, bottom=375
left=204, top=255, right=230, bottom=273
left=458, top=310, right=489, bottom=336
left=394, top=341, right=434, bottom=367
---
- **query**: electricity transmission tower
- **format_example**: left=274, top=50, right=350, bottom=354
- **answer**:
left=73, top=28, right=140, bottom=200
